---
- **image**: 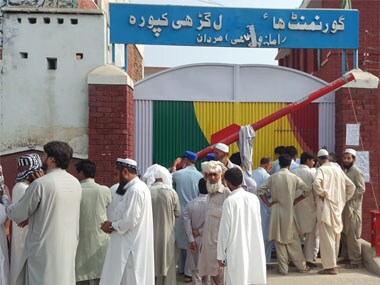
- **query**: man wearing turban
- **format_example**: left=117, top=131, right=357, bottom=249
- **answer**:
left=198, top=161, right=230, bottom=285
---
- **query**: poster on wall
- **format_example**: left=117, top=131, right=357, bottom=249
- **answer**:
left=346, top=123, right=360, bottom=146
left=356, top=151, right=370, bottom=183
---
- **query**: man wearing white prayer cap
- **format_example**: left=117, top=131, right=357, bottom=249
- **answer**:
left=198, top=161, right=230, bottom=285
left=100, top=157, right=154, bottom=285
left=150, top=167, right=180, bottom=285
left=213, top=143, right=232, bottom=168
left=213, top=143, right=247, bottom=189
left=312, top=149, right=355, bottom=275
left=340, top=148, right=365, bottom=269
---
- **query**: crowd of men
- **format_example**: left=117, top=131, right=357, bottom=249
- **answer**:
left=0, top=140, right=365, bottom=285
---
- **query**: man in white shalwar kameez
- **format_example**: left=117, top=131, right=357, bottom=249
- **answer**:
left=217, top=168, right=266, bottom=285
left=198, top=161, right=230, bottom=285
left=150, top=168, right=181, bottom=285
left=312, top=149, right=355, bottom=275
left=6, top=141, right=82, bottom=285
left=184, top=178, right=210, bottom=285
left=292, top=152, right=317, bottom=268
left=0, top=166, right=9, bottom=285
left=100, top=158, right=154, bottom=285
left=0, top=202, right=9, bottom=285
left=10, top=153, right=42, bottom=285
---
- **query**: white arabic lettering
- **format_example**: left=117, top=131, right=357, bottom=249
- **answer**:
left=147, top=13, right=169, bottom=30
left=172, top=15, right=193, bottom=30
left=197, top=12, right=211, bottom=30
left=287, top=14, right=345, bottom=33
left=273, top=17, right=285, bottom=30
left=213, top=14, right=223, bottom=31
left=129, top=15, right=136, bottom=25
left=139, top=16, right=145, bottom=27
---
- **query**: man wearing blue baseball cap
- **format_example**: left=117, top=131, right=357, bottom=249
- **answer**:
left=171, top=151, right=203, bottom=282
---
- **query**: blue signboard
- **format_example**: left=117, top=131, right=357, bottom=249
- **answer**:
left=110, top=4, right=359, bottom=49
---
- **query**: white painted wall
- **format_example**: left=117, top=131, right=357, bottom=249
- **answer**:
left=0, top=8, right=106, bottom=156
left=135, top=63, right=335, bottom=103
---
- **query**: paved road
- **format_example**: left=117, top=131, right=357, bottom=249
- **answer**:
left=176, top=262, right=380, bottom=284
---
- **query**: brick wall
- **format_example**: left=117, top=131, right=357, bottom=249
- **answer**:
left=77, top=0, right=97, bottom=9
left=278, top=0, right=380, bottom=241
left=88, top=83, right=134, bottom=187
left=127, top=45, right=143, bottom=82
left=334, top=87, right=380, bottom=241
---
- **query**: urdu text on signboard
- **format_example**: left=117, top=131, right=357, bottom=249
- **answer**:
left=110, top=4, right=359, bottom=49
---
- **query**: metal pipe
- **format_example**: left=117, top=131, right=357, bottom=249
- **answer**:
left=196, top=72, right=356, bottom=160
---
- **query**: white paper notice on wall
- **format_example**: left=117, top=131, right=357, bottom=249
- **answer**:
left=346, top=124, right=360, bottom=146
left=356, top=151, right=370, bottom=183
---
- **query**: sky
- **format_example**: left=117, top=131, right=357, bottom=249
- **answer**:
left=130, top=0, right=304, bottom=67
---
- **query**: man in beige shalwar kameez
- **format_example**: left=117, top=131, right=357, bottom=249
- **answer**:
left=292, top=152, right=317, bottom=268
left=312, top=149, right=355, bottom=275
left=150, top=168, right=181, bottom=285
left=198, top=161, right=230, bottom=285
left=7, top=141, right=82, bottom=285
left=340, top=148, right=365, bottom=269
left=258, top=154, right=310, bottom=275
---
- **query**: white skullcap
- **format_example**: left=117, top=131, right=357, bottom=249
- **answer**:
left=116, top=158, right=137, bottom=168
left=201, top=161, right=226, bottom=174
left=214, top=143, right=229, bottom=153
left=317, top=149, right=329, bottom=157
left=344, top=148, right=357, bottom=157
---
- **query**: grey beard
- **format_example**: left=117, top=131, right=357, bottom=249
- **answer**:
left=206, top=180, right=222, bottom=193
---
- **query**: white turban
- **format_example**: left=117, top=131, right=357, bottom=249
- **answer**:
left=201, top=161, right=226, bottom=174
left=153, top=167, right=167, bottom=179
left=142, top=164, right=173, bottom=188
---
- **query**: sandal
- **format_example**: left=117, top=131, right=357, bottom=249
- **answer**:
left=344, top=263, right=361, bottom=269
left=306, top=262, right=317, bottom=268
left=298, top=265, right=310, bottom=273
left=337, top=259, right=350, bottom=264
left=318, top=268, right=338, bottom=275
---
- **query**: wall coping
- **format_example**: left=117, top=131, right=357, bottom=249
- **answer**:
left=2, top=7, right=103, bottom=15
left=0, top=146, right=88, bottom=159
left=87, top=64, right=134, bottom=88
